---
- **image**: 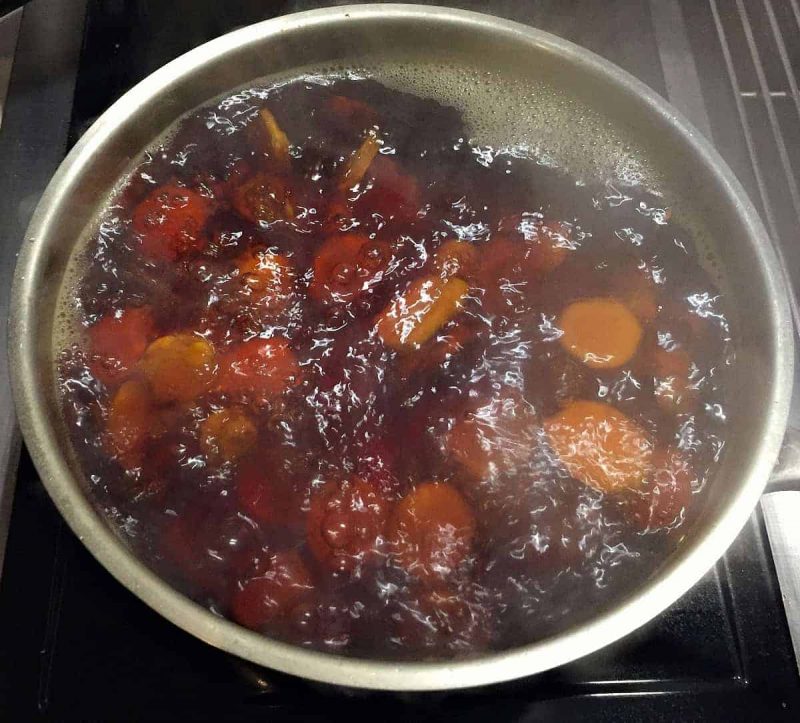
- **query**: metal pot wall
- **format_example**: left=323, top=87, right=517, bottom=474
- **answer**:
left=7, top=4, right=795, bottom=691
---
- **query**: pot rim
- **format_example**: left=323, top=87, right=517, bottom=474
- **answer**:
left=8, top=3, right=795, bottom=691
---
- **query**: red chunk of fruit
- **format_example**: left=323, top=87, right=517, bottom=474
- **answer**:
left=392, top=583, right=491, bottom=655
left=624, top=448, right=696, bottom=531
left=234, top=247, right=295, bottom=313
left=231, top=550, right=313, bottom=632
left=524, top=222, right=571, bottom=273
left=612, top=270, right=659, bottom=322
left=326, top=94, right=379, bottom=134
left=216, top=337, right=300, bottom=405
left=306, top=477, right=391, bottom=577
left=388, top=482, right=476, bottom=582
left=356, top=438, right=403, bottom=498
left=88, top=307, right=155, bottom=386
left=446, top=391, right=540, bottom=479
left=160, top=509, right=262, bottom=601
left=498, top=214, right=574, bottom=273
left=231, top=173, right=294, bottom=225
left=236, top=457, right=305, bottom=529
left=474, top=224, right=572, bottom=313
left=132, top=183, right=213, bottom=261
left=106, top=378, right=153, bottom=466
left=310, top=233, right=392, bottom=305
left=354, top=155, right=420, bottom=222
left=288, top=596, right=355, bottom=652
left=161, top=513, right=207, bottom=577
left=651, top=346, right=699, bottom=414
left=237, top=461, right=280, bottom=526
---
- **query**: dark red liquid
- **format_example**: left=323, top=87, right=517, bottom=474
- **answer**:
left=57, top=77, right=731, bottom=660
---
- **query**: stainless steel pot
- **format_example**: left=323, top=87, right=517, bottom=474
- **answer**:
left=8, top=4, right=795, bottom=691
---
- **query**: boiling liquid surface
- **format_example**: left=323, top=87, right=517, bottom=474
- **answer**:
left=56, top=75, right=731, bottom=659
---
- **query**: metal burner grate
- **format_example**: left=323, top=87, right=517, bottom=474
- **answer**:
left=691, top=0, right=800, bottom=679
left=709, top=0, right=800, bottom=326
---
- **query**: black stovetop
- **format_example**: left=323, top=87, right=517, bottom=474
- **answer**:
left=0, top=1, right=798, bottom=720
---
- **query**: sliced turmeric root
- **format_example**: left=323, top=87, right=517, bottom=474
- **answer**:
left=376, top=276, right=469, bottom=350
left=339, top=132, right=381, bottom=191
left=559, top=298, right=642, bottom=369
left=258, top=107, right=291, bottom=169
left=544, top=399, right=653, bottom=492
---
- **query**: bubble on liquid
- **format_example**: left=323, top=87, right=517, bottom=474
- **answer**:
left=53, top=252, right=90, bottom=354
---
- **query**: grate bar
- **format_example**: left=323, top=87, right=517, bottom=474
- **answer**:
left=740, top=91, right=793, bottom=98
left=648, top=0, right=713, bottom=139
left=708, top=0, right=800, bottom=330
left=736, top=0, right=800, bottom=225
left=709, top=0, right=779, bottom=242
left=763, top=0, right=800, bottom=122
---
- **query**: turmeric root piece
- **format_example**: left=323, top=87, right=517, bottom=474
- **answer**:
left=259, top=107, right=291, bottom=169
left=376, top=276, right=469, bottom=351
left=559, top=298, right=643, bottom=369
left=396, top=321, right=476, bottom=378
left=339, top=132, right=381, bottom=191
left=544, top=399, right=654, bottom=493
